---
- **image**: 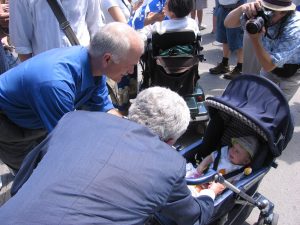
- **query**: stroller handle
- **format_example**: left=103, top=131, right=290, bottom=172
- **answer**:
left=186, top=169, right=217, bottom=185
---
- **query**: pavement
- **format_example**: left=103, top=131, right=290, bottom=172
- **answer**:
left=1, top=1, right=300, bottom=225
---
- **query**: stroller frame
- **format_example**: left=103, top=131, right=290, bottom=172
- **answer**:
left=150, top=75, right=293, bottom=225
left=139, top=31, right=209, bottom=124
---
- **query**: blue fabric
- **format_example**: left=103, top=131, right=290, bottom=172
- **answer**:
left=261, top=11, right=300, bottom=67
left=216, top=5, right=244, bottom=51
left=0, top=44, right=9, bottom=74
left=128, top=0, right=167, bottom=29
left=207, top=75, right=294, bottom=157
left=0, top=46, right=113, bottom=132
left=7, top=111, right=214, bottom=225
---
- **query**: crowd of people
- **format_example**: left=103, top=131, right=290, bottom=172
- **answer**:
left=0, top=0, right=299, bottom=224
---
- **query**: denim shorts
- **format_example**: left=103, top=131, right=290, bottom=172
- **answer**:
left=216, top=5, right=244, bottom=51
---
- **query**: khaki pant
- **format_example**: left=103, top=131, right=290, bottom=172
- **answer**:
left=0, top=112, right=47, bottom=170
left=262, top=70, right=300, bottom=101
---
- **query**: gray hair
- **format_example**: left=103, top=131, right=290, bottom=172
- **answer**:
left=128, top=87, right=190, bottom=142
left=88, top=22, right=142, bottom=63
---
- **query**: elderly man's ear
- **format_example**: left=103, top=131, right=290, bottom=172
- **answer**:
left=165, top=138, right=175, bottom=145
left=103, top=53, right=113, bottom=67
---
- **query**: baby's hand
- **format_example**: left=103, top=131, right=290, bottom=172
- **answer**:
left=196, top=164, right=206, bottom=176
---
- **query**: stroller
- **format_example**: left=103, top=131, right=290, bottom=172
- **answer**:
left=140, top=31, right=209, bottom=128
left=151, top=75, right=294, bottom=225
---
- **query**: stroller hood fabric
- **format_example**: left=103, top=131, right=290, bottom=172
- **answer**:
left=207, top=75, right=294, bottom=157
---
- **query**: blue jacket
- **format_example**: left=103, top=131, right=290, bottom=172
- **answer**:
left=4, top=111, right=214, bottom=225
left=0, top=46, right=113, bottom=132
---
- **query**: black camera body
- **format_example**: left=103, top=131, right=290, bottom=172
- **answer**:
left=245, top=10, right=274, bottom=34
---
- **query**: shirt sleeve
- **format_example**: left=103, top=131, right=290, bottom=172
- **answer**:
left=160, top=160, right=214, bottom=225
left=86, top=0, right=105, bottom=40
left=101, top=0, right=119, bottom=11
left=82, top=76, right=114, bottom=112
left=267, top=24, right=300, bottom=67
left=9, top=0, right=33, bottom=54
left=29, top=80, right=76, bottom=132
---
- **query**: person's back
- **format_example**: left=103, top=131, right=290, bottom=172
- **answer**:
left=140, top=0, right=199, bottom=39
left=0, top=46, right=108, bottom=132
left=0, top=111, right=201, bottom=224
left=9, top=0, right=103, bottom=59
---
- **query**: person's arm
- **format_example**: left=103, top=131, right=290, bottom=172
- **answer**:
left=144, top=11, right=165, bottom=26
left=29, top=80, right=75, bottom=132
left=248, top=33, right=277, bottom=72
left=9, top=0, right=34, bottom=58
left=81, top=76, right=115, bottom=113
left=196, top=154, right=213, bottom=175
left=108, top=6, right=127, bottom=23
left=160, top=160, right=215, bottom=225
left=86, top=0, right=105, bottom=41
left=224, top=1, right=262, bottom=28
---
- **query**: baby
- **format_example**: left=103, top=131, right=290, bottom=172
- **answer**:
left=186, top=136, right=259, bottom=197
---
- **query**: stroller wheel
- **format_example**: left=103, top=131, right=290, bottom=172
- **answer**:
left=271, top=213, right=279, bottom=225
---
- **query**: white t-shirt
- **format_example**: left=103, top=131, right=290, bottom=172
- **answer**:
left=9, top=0, right=104, bottom=55
left=101, top=0, right=131, bottom=24
left=218, top=0, right=239, bottom=6
left=140, top=17, right=199, bottom=40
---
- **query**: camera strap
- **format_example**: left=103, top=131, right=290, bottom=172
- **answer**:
left=46, top=0, right=80, bottom=46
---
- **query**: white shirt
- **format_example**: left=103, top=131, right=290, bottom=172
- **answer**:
left=140, top=17, right=199, bottom=40
left=101, top=0, right=131, bottom=24
left=9, top=0, right=104, bottom=55
left=218, top=0, right=239, bottom=6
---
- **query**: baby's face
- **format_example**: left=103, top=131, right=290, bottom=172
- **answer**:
left=228, top=143, right=251, bottom=165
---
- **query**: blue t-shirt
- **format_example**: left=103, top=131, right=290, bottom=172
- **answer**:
left=0, top=46, right=114, bottom=132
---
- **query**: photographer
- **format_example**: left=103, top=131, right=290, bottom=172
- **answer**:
left=224, top=0, right=300, bottom=101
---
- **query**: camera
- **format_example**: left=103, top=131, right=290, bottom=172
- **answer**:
left=244, top=9, right=274, bottom=34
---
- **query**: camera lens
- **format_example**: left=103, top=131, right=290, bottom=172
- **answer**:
left=246, top=17, right=265, bottom=34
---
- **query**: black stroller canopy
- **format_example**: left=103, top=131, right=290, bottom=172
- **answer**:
left=206, top=75, right=294, bottom=157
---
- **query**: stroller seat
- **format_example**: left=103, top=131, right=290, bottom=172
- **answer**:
left=140, top=31, right=208, bottom=126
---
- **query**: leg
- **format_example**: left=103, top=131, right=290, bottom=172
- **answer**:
left=223, top=23, right=244, bottom=80
left=0, top=113, right=47, bottom=170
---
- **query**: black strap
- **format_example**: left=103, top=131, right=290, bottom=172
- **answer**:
left=213, top=149, right=221, bottom=171
left=46, top=0, right=80, bottom=46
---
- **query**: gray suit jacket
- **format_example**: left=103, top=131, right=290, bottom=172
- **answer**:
left=1, top=111, right=213, bottom=225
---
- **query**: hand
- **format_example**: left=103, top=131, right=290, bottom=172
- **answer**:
left=196, top=164, right=205, bottom=175
left=208, top=182, right=226, bottom=195
left=241, top=1, right=262, bottom=19
left=146, top=12, right=165, bottom=24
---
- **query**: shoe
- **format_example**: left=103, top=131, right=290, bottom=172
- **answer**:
left=199, top=24, right=207, bottom=30
left=212, top=41, right=222, bottom=46
left=209, top=63, right=230, bottom=75
left=223, top=66, right=242, bottom=80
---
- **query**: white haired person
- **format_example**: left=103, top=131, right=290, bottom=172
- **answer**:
left=0, top=22, right=144, bottom=171
left=4, top=87, right=224, bottom=225
left=224, top=0, right=300, bottom=100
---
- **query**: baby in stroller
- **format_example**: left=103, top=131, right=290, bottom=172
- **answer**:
left=186, top=136, right=259, bottom=197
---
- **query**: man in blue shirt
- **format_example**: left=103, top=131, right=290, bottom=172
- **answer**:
left=0, top=22, right=144, bottom=170
left=224, top=0, right=300, bottom=101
